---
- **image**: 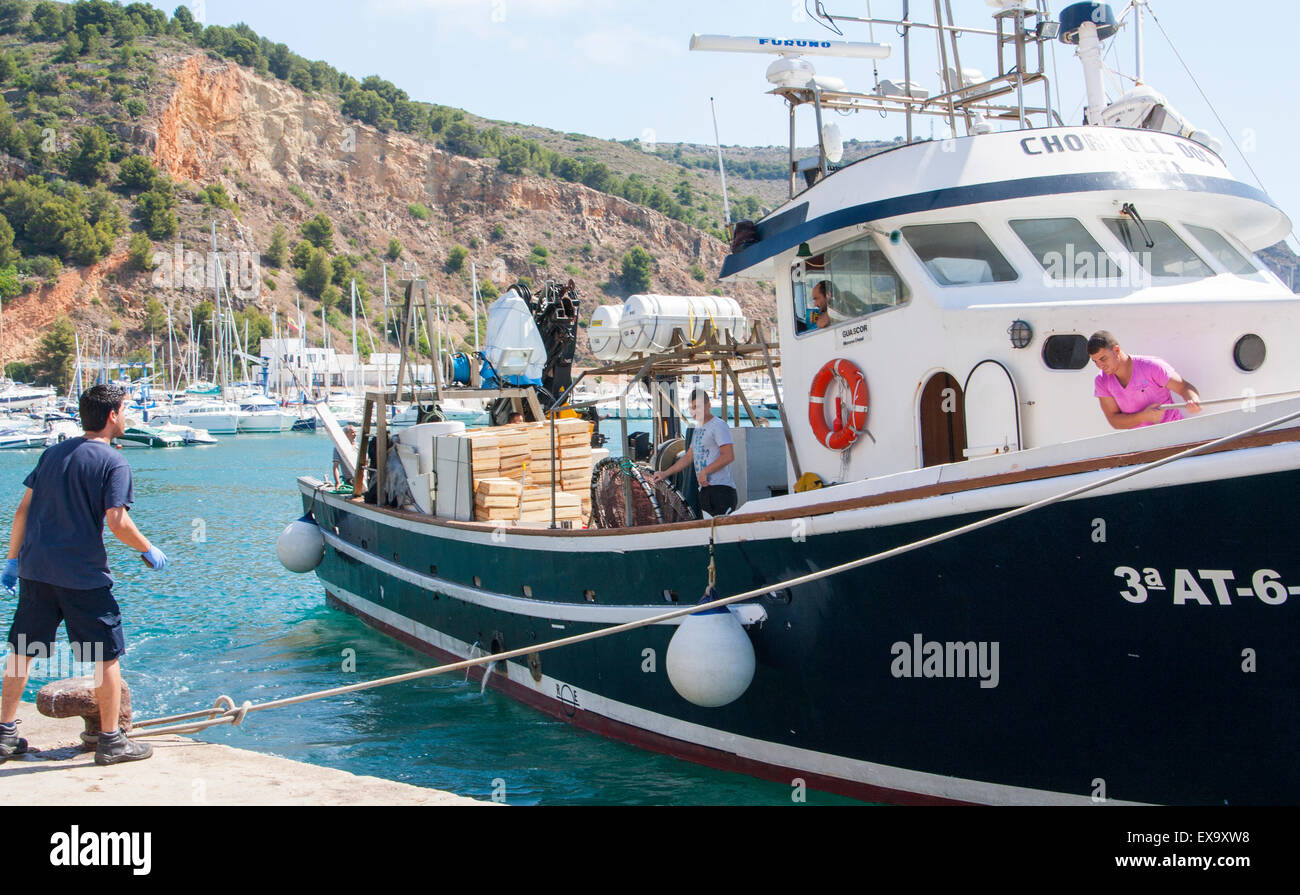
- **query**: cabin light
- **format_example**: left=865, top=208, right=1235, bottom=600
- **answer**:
left=1008, top=320, right=1033, bottom=349
left=797, top=242, right=813, bottom=257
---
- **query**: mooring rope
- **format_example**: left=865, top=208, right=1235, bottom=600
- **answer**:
left=1157, top=388, right=1300, bottom=411
left=123, top=406, right=1300, bottom=738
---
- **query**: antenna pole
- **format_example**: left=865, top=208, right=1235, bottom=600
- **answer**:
left=710, top=97, right=732, bottom=233
left=1134, top=0, right=1145, bottom=83
left=903, top=0, right=913, bottom=142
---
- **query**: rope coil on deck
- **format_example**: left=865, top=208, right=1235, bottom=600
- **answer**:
left=125, top=405, right=1300, bottom=739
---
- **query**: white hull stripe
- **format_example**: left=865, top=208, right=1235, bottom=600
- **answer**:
left=326, top=583, right=1135, bottom=806
left=321, top=531, right=766, bottom=626
left=300, top=438, right=1300, bottom=554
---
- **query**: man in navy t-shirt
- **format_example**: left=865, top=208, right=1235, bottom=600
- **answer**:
left=0, top=384, right=168, bottom=766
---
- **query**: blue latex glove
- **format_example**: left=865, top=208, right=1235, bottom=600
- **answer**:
left=1, top=558, right=16, bottom=595
left=141, top=545, right=167, bottom=571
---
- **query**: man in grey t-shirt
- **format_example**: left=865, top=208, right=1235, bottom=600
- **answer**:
left=651, top=388, right=737, bottom=517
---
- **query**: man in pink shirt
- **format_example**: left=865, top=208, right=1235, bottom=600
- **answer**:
left=1088, top=331, right=1202, bottom=429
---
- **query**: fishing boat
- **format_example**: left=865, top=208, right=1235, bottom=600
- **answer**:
left=290, top=2, right=1300, bottom=804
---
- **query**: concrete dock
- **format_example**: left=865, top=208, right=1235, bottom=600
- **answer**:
left=1, top=701, right=486, bottom=806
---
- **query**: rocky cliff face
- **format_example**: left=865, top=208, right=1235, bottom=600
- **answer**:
left=5, top=52, right=773, bottom=364
left=154, top=54, right=762, bottom=331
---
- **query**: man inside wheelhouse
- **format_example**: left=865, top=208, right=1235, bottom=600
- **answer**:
left=793, top=234, right=909, bottom=335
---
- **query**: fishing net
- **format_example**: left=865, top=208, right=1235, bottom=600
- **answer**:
left=590, top=457, right=694, bottom=529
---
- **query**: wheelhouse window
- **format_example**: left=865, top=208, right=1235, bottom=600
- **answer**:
left=1103, top=217, right=1211, bottom=278
left=1183, top=224, right=1261, bottom=277
left=793, top=234, right=908, bottom=335
left=901, top=222, right=1019, bottom=286
left=1009, top=218, right=1125, bottom=283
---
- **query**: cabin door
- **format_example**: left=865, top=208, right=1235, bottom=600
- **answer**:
left=963, top=360, right=1021, bottom=459
left=919, top=372, right=967, bottom=467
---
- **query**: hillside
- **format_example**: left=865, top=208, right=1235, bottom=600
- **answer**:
left=1, top=1, right=1294, bottom=391
left=0, top=0, right=783, bottom=387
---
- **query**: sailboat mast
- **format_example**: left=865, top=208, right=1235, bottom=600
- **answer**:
left=350, top=278, right=359, bottom=393
left=72, top=331, right=81, bottom=400
left=470, top=261, right=480, bottom=354
left=382, top=264, right=391, bottom=390
left=165, top=307, right=175, bottom=395
left=210, top=222, right=219, bottom=393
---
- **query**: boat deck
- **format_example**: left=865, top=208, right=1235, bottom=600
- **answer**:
left=308, top=396, right=1300, bottom=538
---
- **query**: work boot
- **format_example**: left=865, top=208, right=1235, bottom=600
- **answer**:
left=94, top=729, right=152, bottom=766
left=0, top=721, right=27, bottom=762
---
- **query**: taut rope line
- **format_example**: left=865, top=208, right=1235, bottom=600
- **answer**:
left=125, top=407, right=1300, bottom=738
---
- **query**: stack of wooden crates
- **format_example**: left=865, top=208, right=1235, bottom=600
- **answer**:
left=463, top=419, right=593, bottom=526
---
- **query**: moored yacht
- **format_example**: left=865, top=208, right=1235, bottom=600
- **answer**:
left=237, top=395, right=294, bottom=433
left=151, top=400, right=245, bottom=435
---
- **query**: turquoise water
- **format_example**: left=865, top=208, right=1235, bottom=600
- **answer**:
left=0, top=425, right=855, bottom=805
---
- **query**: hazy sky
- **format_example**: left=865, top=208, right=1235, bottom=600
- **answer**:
left=176, top=0, right=1298, bottom=235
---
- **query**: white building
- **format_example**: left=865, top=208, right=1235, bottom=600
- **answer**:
left=260, top=339, right=435, bottom=396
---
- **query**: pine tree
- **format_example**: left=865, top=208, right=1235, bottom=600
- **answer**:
left=68, top=127, right=113, bottom=185
left=300, top=247, right=332, bottom=297
left=300, top=213, right=334, bottom=250
left=266, top=224, right=287, bottom=268
left=34, top=317, right=76, bottom=388
left=621, top=246, right=654, bottom=292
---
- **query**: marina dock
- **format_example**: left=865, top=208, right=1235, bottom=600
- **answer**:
left=2, top=702, right=487, bottom=807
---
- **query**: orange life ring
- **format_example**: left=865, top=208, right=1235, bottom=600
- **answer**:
left=809, top=358, right=869, bottom=451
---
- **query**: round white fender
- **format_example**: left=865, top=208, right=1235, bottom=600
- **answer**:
left=277, top=514, right=324, bottom=573
left=666, top=607, right=756, bottom=708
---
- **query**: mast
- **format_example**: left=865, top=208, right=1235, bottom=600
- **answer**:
left=903, top=0, right=912, bottom=142
left=469, top=261, right=480, bottom=354
left=211, top=221, right=223, bottom=395
left=433, top=292, right=443, bottom=371
left=320, top=298, right=327, bottom=394
left=382, top=264, right=391, bottom=389
left=350, top=278, right=360, bottom=394
left=710, top=97, right=732, bottom=234
left=72, top=331, right=82, bottom=401
left=1134, top=0, right=1145, bottom=84
left=169, top=307, right=178, bottom=394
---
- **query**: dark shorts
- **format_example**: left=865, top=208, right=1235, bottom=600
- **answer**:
left=699, top=485, right=738, bottom=517
left=6, top=578, right=125, bottom=662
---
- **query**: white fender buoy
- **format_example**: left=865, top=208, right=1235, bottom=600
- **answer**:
left=277, top=514, right=324, bottom=573
left=666, top=608, right=756, bottom=708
